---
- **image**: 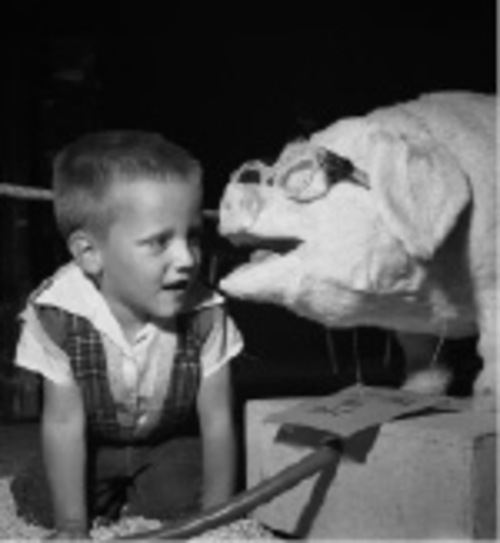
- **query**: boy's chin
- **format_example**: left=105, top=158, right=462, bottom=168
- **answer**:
left=154, top=293, right=187, bottom=318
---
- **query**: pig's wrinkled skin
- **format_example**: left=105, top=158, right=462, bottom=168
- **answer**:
left=218, top=92, right=497, bottom=406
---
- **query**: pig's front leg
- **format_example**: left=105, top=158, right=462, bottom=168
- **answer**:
left=396, top=331, right=451, bottom=395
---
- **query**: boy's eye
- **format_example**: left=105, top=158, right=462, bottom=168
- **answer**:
left=143, top=229, right=202, bottom=253
left=146, top=234, right=171, bottom=251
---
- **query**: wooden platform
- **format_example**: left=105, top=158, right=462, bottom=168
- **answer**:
left=246, top=398, right=497, bottom=540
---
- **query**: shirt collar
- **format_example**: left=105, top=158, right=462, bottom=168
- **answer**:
left=35, top=262, right=132, bottom=352
left=34, top=262, right=225, bottom=351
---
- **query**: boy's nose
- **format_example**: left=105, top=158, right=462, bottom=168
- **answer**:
left=169, top=238, right=196, bottom=269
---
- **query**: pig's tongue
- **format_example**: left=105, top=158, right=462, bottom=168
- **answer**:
left=247, top=238, right=301, bottom=263
left=250, top=249, right=275, bottom=263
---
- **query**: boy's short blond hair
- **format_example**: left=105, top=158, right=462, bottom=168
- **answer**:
left=53, top=131, right=202, bottom=239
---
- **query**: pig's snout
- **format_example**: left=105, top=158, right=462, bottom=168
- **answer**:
left=235, top=160, right=274, bottom=186
left=229, top=185, right=263, bottom=219
left=219, top=159, right=273, bottom=239
left=219, top=184, right=264, bottom=237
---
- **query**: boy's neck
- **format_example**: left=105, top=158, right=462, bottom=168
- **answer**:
left=103, top=297, right=175, bottom=343
left=119, top=313, right=177, bottom=344
left=119, top=318, right=149, bottom=344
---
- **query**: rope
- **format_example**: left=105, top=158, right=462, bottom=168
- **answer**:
left=120, top=442, right=342, bottom=540
left=0, top=182, right=218, bottom=219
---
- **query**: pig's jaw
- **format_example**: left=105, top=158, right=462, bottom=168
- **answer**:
left=218, top=250, right=303, bottom=305
left=218, top=259, right=385, bottom=327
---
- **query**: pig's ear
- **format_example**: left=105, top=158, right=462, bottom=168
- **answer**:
left=369, top=133, right=471, bottom=260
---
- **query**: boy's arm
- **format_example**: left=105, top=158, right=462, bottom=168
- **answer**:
left=42, top=376, right=88, bottom=538
left=197, top=362, right=237, bottom=510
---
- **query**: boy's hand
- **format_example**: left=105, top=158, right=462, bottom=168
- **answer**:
left=47, top=519, right=89, bottom=539
left=46, top=527, right=89, bottom=540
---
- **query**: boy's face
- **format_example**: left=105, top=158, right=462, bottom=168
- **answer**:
left=94, top=175, right=203, bottom=332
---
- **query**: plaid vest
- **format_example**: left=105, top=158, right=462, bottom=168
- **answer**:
left=34, top=305, right=211, bottom=444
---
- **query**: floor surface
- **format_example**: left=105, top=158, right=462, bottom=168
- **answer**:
left=0, top=422, right=40, bottom=477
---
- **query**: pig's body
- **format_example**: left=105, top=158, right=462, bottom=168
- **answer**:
left=218, top=92, right=497, bottom=402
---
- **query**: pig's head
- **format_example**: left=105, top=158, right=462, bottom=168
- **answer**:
left=217, top=107, right=471, bottom=330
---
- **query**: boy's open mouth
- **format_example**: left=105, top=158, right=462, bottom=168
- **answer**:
left=163, top=279, right=190, bottom=291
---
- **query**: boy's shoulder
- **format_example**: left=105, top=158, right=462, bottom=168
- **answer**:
left=29, top=262, right=86, bottom=305
left=182, top=282, right=227, bottom=342
left=25, top=262, right=105, bottom=348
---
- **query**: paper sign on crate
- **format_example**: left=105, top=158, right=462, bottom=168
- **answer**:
left=266, top=385, right=467, bottom=439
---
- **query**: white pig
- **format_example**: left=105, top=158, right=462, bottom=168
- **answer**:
left=218, top=92, right=497, bottom=407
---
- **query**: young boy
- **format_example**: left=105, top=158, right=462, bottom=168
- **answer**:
left=13, top=131, right=243, bottom=539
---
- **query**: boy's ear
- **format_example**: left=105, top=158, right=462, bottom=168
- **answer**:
left=68, top=230, right=103, bottom=275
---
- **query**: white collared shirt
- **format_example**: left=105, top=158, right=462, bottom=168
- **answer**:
left=15, top=262, right=243, bottom=429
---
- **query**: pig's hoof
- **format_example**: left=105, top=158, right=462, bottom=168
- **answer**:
left=471, top=372, right=497, bottom=411
left=402, top=367, right=451, bottom=395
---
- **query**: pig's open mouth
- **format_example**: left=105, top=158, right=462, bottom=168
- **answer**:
left=216, top=233, right=304, bottom=298
left=251, top=237, right=301, bottom=257
left=222, top=234, right=302, bottom=273
left=226, top=236, right=302, bottom=271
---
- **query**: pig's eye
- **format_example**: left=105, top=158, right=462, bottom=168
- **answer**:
left=279, top=158, right=329, bottom=202
left=318, top=150, right=369, bottom=189
left=318, top=150, right=355, bottom=181
left=279, top=150, right=369, bottom=202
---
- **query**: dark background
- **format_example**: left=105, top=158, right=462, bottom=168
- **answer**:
left=1, top=5, right=496, bottom=205
left=0, top=5, right=496, bottom=404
